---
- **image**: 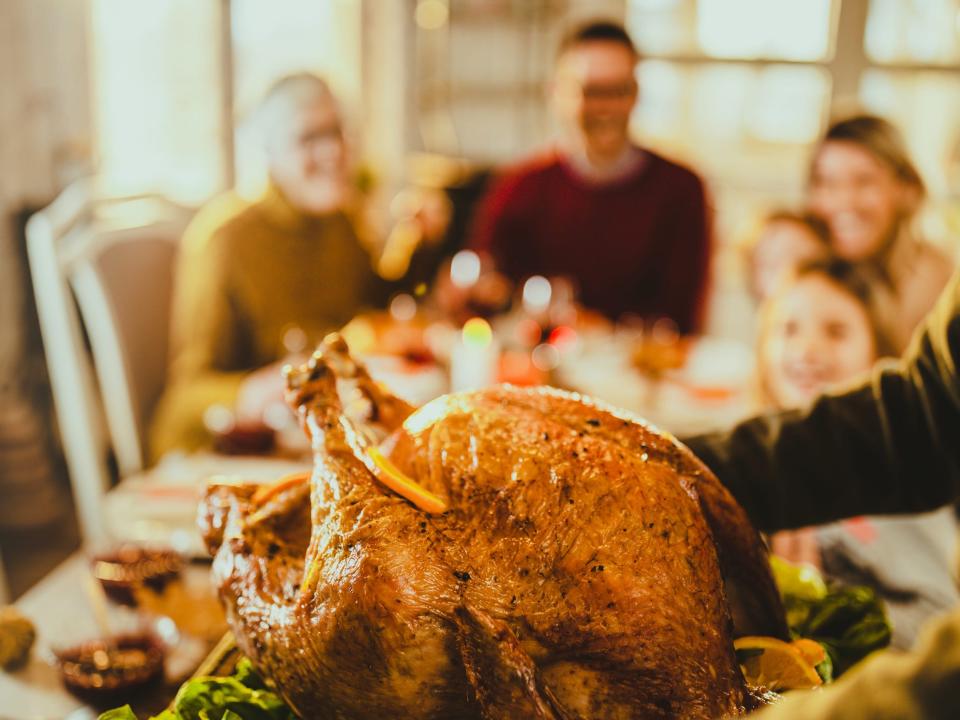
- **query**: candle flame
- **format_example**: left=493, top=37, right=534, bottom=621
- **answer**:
left=462, top=317, right=493, bottom=347
left=389, top=293, right=417, bottom=322
left=450, top=250, right=481, bottom=288
left=522, top=275, right=552, bottom=312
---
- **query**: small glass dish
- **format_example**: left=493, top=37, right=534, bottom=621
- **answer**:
left=212, top=421, right=276, bottom=456
left=91, top=546, right=184, bottom=606
left=54, top=632, right=165, bottom=707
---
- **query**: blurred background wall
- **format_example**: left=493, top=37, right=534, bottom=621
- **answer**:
left=0, top=0, right=91, bottom=594
left=6, top=1, right=956, bottom=250
left=0, top=0, right=90, bottom=390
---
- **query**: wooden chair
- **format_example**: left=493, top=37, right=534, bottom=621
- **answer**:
left=26, top=180, right=190, bottom=544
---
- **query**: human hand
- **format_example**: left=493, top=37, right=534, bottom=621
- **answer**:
left=771, top=528, right=821, bottom=570
left=235, top=361, right=290, bottom=424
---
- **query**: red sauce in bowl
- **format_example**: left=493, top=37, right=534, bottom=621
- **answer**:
left=56, top=632, right=165, bottom=706
left=92, top=547, right=183, bottom=606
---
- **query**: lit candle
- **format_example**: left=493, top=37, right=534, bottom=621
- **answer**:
left=450, top=250, right=481, bottom=288
left=451, top=317, right=499, bottom=391
left=389, top=293, right=417, bottom=323
left=522, top=275, right=552, bottom=315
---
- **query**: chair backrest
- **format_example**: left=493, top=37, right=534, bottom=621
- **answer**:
left=26, top=180, right=190, bottom=543
left=72, top=211, right=183, bottom=474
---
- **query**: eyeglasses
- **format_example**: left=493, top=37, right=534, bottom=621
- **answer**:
left=580, top=82, right=637, bottom=101
left=298, top=123, right=343, bottom=149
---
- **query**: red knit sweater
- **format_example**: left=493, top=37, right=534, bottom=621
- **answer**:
left=470, top=149, right=711, bottom=333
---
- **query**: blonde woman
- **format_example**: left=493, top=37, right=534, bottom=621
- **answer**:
left=808, top=114, right=954, bottom=352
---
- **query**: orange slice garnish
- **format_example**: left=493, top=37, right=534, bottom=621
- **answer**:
left=734, top=636, right=823, bottom=692
left=790, top=638, right=827, bottom=667
left=367, top=446, right=447, bottom=514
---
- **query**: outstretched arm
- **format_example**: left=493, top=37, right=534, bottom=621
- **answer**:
left=685, top=272, right=960, bottom=534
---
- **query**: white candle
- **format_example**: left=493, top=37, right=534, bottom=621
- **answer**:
left=451, top=318, right=499, bottom=392
left=522, top=275, right=552, bottom=315
left=450, top=250, right=481, bottom=289
left=389, top=293, right=417, bottom=322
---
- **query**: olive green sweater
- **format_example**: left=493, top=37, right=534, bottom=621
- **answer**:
left=149, top=185, right=383, bottom=458
left=687, top=271, right=960, bottom=718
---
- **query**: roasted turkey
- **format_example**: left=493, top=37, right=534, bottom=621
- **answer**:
left=200, top=334, right=787, bottom=719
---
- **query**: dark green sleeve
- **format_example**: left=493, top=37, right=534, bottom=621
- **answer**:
left=685, top=272, right=960, bottom=533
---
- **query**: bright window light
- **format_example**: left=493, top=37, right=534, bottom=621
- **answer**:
left=231, top=0, right=362, bottom=199
left=865, top=0, right=960, bottom=65
left=696, top=0, right=833, bottom=60
left=90, top=0, right=225, bottom=204
left=748, top=66, right=830, bottom=143
left=632, top=61, right=685, bottom=138
left=627, top=0, right=698, bottom=56
left=861, top=70, right=960, bottom=195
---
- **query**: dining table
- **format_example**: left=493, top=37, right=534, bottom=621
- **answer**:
left=0, top=452, right=310, bottom=719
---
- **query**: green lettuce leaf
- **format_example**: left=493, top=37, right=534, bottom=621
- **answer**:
left=98, top=708, right=138, bottom=720
left=772, top=558, right=892, bottom=677
left=98, top=658, right=296, bottom=720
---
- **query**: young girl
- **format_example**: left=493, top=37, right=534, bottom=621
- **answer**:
left=757, top=259, right=891, bottom=409
left=757, top=259, right=959, bottom=649
left=745, top=210, right=831, bottom=303
left=808, top=115, right=954, bottom=352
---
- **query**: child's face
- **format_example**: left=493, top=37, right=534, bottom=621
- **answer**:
left=752, top=219, right=827, bottom=300
left=761, top=274, right=877, bottom=410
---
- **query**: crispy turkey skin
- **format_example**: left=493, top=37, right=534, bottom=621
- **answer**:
left=200, top=335, right=786, bottom=719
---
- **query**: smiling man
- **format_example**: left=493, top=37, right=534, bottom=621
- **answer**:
left=470, top=20, right=711, bottom=332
